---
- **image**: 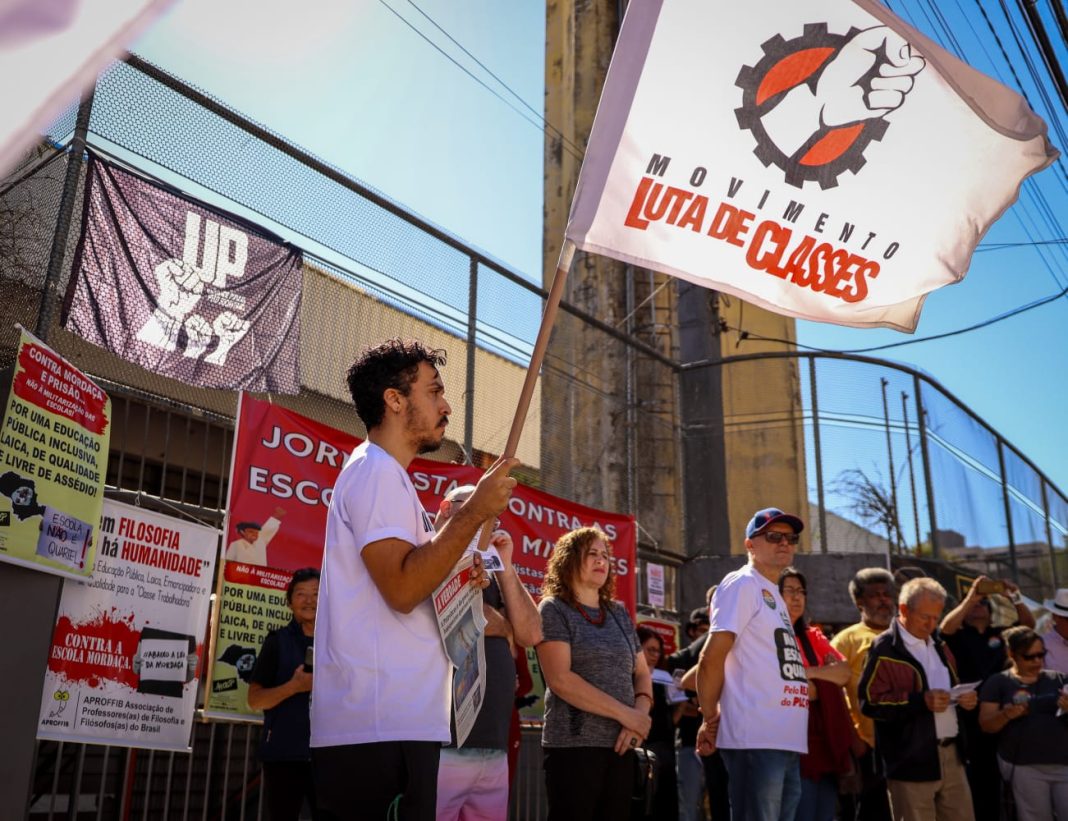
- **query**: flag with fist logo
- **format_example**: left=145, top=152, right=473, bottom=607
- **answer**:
left=63, top=154, right=302, bottom=392
left=566, top=0, right=1057, bottom=330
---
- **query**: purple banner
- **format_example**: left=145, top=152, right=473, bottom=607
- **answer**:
left=64, top=155, right=302, bottom=393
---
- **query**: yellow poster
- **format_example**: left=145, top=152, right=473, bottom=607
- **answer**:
left=0, top=329, right=111, bottom=579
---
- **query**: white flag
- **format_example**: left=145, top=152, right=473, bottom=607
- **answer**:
left=565, top=0, right=1058, bottom=331
left=0, top=0, right=173, bottom=175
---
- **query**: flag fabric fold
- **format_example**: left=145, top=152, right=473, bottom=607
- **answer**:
left=565, top=0, right=1058, bottom=331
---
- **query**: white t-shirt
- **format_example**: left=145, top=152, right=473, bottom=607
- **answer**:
left=709, top=562, right=809, bottom=753
left=224, top=516, right=280, bottom=566
left=310, top=441, right=450, bottom=746
left=900, top=626, right=958, bottom=740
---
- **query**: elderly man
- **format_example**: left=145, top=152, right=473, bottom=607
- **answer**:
left=1042, top=588, right=1068, bottom=674
left=695, top=508, right=809, bottom=821
left=859, top=577, right=978, bottom=821
left=433, top=484, right=541, bottom=821
left=310, top=340, right=517, bottom=821
left=831, top=567, right=896, bottom=821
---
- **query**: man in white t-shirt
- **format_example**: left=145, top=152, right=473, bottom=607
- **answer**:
left=310, top=340, right=518, bottom=821
left=225, top=507, right=285, bottom=566
left=695, top=507, right=809, bottom=821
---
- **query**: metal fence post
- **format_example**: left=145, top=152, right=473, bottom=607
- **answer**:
left=914, top=375, right=940, bottom=559
left=997, top=441, right=1018, bottom=583
left=880, top=378, right=901, bottom=552
left=901, top=392, right=922, bottom=552
left=809, top=357, right=828, bottom=554
left=1040, top=481, right=1058, bottom=587
left=35, top=87, right=95, bottom=341
left=464, top=257, right=478, bottom=462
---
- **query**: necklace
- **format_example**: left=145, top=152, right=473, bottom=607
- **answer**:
left=575, top=601, right=606, bottom=626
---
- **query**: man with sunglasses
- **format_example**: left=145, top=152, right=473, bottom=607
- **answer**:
left=695, top=508, right=809, bottom=821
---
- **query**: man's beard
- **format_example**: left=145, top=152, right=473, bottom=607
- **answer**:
left=409, top=406, right=447, bottom=454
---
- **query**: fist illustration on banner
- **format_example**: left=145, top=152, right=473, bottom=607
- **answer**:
left=136, top=258, right=210, bottom=351
left=205, top=311, right=252, bottom=366
left=817, top=28, right=926, bottom=128
left=760, top=26, right=925, bottom=158
left=183, top=314, right=214, bottom=359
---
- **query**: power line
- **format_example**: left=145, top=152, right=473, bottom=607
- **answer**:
left=402, top=0, right=587, bottom=160
left=375, top=0, right=585, bottom=163
left=732, top=282, right=1068, bottom=354
left=976, top=238, right=1068, bottom=250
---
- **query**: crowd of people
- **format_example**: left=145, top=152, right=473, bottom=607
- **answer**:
left=247, top=339, right=1068, bottom=821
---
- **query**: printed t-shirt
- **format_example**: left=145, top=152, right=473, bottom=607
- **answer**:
left=978, top=669, right=1068, bottom=765
left=310, top=441, right=450, bottom=747
left=710, top=563, right=808, bottom=754
left=540, top=597, right=639, bottom=748
left=830, top=621, right=883, bottom=747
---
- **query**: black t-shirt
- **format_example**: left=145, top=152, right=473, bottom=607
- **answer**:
left=978, top=670, right=1068, bottom=765
left=455, top=576, right=515, bottom=750
left=945, top=625, right=1008, bottom=685
left=249, top=626, right=313, bottom=688
left=666, top=633, right=708, bottom=747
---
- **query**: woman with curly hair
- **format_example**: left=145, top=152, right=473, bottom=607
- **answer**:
left=536, top=527, right=653, bottom=820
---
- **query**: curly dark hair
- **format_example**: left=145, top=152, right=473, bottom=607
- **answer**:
left=345, top=339, right=446, bottom=430
left=541, top=527, right=616, bottom=609
left=286, top=567, right=320, bottom=602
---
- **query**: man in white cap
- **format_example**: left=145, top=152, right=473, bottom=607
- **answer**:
left=1042, top=588, right=1068, bottom=674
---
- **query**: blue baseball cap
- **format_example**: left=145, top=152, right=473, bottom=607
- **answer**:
left=745, top=508, right=804, bottom=539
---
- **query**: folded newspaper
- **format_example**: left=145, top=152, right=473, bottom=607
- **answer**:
left=433, top=552, right=488, bottom=746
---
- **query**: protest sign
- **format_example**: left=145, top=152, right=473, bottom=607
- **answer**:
left=0, top=327, right=110, bottom=579
left=433, top=553, right=488, bottom=746
left=37, top=499, right=217, bottom=750
left=65, top=154, right=303, bottom=393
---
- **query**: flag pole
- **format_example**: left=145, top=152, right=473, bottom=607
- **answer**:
left=477, top=238, right=576, bottom=548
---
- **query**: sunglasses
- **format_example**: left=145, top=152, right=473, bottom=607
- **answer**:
left=1019, top=650, right=1047, bottom=661
left=761, top=531, right=800, bottom=545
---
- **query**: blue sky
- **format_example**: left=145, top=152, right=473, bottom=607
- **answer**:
left=129, top=0, right=1068, bottom=505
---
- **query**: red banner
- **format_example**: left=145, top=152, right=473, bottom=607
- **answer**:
left=223, top=394, right=636, bottom=612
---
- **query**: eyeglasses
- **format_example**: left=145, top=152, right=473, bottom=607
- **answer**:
left=761, top=531, right=800, bottom=545
left=781, top=586, right=807, bottom=597
left=1019, top=650, right=1047, bottom=661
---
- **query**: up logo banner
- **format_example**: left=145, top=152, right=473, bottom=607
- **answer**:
left=63, top=154, right=303, bottom=393
left=565, top=0, right=1056, bottom=331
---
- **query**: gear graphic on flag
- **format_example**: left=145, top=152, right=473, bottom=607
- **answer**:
left=735, top=22, right=922, bottom=190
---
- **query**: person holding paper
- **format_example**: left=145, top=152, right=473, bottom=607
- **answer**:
left=637, top=625, right=678, bottom=821
left=977, top=625, right=1068, bottom=821
left=536, top=526, right=652, bottom=820
left=433, top=484, right=541, bottom=821
left=309, top=340, right=516, bottom=821
left=941, top=575, right=1034, bottom=821
left=859, top=577, right=978, bottom=821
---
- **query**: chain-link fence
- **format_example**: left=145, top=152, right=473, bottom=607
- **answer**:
left=704, top=351, right=1067, bottom=602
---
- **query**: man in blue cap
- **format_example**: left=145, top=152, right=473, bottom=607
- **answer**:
left=694, top=507, right=809, bottom=821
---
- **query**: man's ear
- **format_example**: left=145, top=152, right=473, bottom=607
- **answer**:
left=382, top=387, right=404, bottom=415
